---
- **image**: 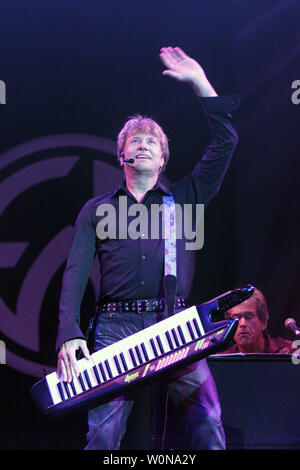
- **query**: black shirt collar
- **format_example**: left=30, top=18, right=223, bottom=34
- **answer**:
left=112, top=179, right=171, bottom=197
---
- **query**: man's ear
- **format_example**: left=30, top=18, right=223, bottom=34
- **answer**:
left=260, top=318, right=268, bottom=332
left=159, top=156, right=164, bottom=173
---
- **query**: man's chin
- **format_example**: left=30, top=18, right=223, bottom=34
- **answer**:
left=236, top=335, right=252, bottom=346
left=134, top=165, right=157, bottom=176
left=135, top=160, right=152, bottom=169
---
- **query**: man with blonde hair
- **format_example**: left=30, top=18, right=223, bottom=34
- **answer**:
left=117, top=114, right=170, bottom=174
left=56, top=46, right=240, bottom=450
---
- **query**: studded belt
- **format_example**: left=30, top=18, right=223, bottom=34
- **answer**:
left=97, top=297, right=188, bottom=314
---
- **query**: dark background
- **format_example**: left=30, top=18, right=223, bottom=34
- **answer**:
left=0, top=0, right=299, bottom=450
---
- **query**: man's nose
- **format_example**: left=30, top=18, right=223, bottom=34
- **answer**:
left=238, top=316, right=247, bottom=326
left=138, top=139, right=148, bottom=149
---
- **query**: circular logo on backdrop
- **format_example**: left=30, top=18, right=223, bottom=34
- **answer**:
left=0, top=134, right=123, bottom=378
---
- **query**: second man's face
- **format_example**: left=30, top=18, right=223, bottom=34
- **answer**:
left=226, top=299, right=267, bottom=352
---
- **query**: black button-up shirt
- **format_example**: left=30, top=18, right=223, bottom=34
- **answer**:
left=56, top=94, right=240, bottom=350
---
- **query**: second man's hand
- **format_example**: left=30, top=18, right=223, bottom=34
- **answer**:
left=159, top=46, right=217, bottom=97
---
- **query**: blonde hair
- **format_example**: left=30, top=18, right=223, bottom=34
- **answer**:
left=117, top=114, right=170, bottom=173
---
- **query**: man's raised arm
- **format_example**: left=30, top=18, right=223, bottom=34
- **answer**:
left=159, top=46, right=217, bottom=98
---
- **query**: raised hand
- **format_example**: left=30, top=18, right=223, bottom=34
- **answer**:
left=159, top=46, right=217, bottom=97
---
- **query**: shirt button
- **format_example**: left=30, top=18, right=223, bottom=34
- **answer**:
left=141, top=280, right=145, bottom=285
left=141, top=255, right=146, bottom=260
left=141, top=233, right=145, bottom=238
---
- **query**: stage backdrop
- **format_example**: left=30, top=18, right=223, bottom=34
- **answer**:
left=0, top=0, right=299, bottom=450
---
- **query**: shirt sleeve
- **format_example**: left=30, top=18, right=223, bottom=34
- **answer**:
left=173, top=94, right=241, bottom=207
left=55, top=200, right=97, bottom=351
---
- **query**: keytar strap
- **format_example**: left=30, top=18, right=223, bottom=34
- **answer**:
left=162, top=194, right=177, bottom=317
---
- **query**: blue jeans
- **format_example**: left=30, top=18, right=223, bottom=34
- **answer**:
left=85, top=310, right=225, bottom=450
